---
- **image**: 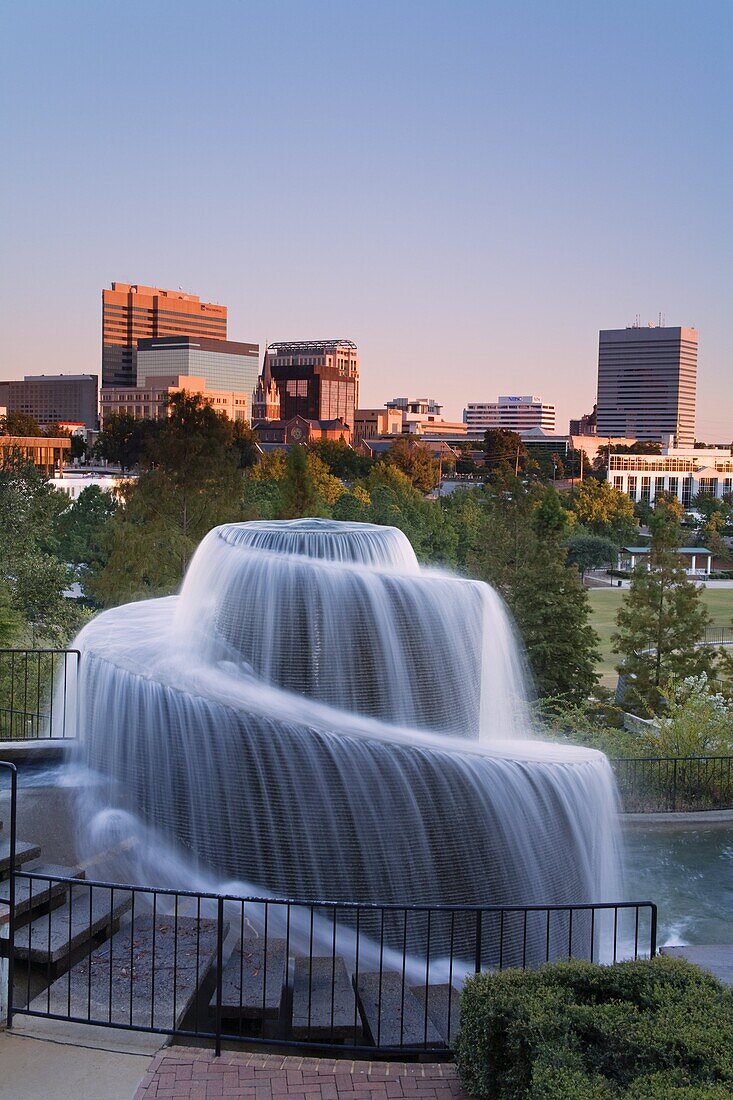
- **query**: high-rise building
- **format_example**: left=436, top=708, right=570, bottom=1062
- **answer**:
left=102, top=282, right=227, bottom=388
left=463, top=396, right=556, bottom=433
left=0, top=374, right=98, bottom=428
left=596, top=325, right=697, bottom=446
left=136, top=336, right=259, bottom=395
left=267, top=340, right=359, bottom=427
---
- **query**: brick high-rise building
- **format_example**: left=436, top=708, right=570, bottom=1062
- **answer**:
left=102, top=282, right=227, bottom=388
left=267, top=340, right=359, bottom=428
left=596, top=325, right=698, bottom=447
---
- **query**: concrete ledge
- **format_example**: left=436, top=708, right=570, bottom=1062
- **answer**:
left=620, top=808, right=733, bottom=829
left=661, top=945, right=733, bottom=986
left=0, top=740, right=72, bottom=763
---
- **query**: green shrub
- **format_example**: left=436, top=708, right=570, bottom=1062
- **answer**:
left=455, top=956, right=733, bottom=1099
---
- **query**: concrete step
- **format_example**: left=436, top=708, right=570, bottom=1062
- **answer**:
left=12, top=885, right=132, bottom=969
left=212, top=936, right=287, bottom=1021
left=0, top=865, right=81, bottom=921
left=292, top=955, right=362, bottom=1042
left=30, top=914, right=225, bottom=1031
left=356, top=971, right=444, bottom=1049
left=410, top=983, right=461, bottom=1044
left=0, top=838, right=42, bottom=877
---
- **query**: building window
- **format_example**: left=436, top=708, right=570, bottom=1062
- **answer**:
left=613, top=476, right=623, bottom=491
left=682, top=477, right=693, bottom=506
left=669, top=477, right=679, bottom=499
left=655, top=477, right=665, bottom=499
left=627, top=476, right=637, bottom=500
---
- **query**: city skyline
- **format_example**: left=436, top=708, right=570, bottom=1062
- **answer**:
left=2, top=1, right=732, bottom=440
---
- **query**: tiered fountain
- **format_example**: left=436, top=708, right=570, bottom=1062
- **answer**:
left=69, top=519, right=620, bottom=945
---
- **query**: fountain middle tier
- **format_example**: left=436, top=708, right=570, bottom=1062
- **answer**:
left=171, top=521, right=530, bottom=739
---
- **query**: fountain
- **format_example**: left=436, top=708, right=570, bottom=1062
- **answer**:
left=67, top=519, right=620, bottom=957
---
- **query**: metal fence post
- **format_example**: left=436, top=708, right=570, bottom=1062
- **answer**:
left=474, top=909, right=483, bottom=974
left=649, top=904, right=658, bottom=958
left=671, top=758, right=678, bottom=812
left=214, top=896, right=224, bottom=1057
left=0, top=762, right=17, bottom=1029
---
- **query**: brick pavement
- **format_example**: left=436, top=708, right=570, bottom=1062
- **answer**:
left=134, top=1048, right=469, bottom=1100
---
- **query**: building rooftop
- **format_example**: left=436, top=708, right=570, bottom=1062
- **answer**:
left=268, top=339, right=357, bottom=351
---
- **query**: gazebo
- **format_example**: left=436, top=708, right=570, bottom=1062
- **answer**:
left=618, top=546, right=713, bottom=577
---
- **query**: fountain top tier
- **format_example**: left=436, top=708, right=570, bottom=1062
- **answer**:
left=216, top=518, right=421, bottom=570
left=173, top=519, right=531, bottom=740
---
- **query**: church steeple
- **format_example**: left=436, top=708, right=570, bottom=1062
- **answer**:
left=251, top=344, right=280, bottom=423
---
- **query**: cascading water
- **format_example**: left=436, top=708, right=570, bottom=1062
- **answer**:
left=67, top=519, right=621, bottom=960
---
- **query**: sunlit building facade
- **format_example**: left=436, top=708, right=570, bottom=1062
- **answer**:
left=608, top=447, right=733, bottom=506
left=268, top=340, right=359, bottom=428
left=596, top=325, right=697, bottom=446
left=102, top=282, right=228, bottom=388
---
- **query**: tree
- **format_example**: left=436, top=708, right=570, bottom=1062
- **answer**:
left=278, top=445, right=324, bottom=519
left=95, top=413, right=157, bottom=472
left=89, top=394, right=244, bottom=605
left=698, top=510, right=728, bottom=563
left=466, top=482, right=600, bottom=703
left=566, top=533, right=618, bottom=579
left=483, top=429, right=528, bottom=482
left=0, top=455, right=84, bottom=643
left=381, top=438, right=440, bottom=492
left=308, top=438, right=373, bottom=481
left=231, top=422, right=260, bottom=469
left=613, top=502, right=712, bottom=714
left=0, top=411, right=43, bottom=436
left=54, top=485, right=117, bottom=570
left=565, top=478, right=638, bottom=545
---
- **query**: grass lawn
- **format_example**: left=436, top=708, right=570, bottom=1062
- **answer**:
left=587, top=586, right=733, bottom=688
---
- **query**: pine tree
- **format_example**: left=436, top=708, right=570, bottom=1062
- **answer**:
left=467, top=484, right=600, bottom=703
left=278, top=445, right=324, bottom=519
left=612, top=502, right=712, bottom=714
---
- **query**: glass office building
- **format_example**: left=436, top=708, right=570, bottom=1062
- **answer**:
left=137, top=336, right=260, bottom=396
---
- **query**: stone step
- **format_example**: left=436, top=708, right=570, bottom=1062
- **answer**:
left=410, top=983, right=462, bottom=1044
left=12, top=885, right=132, bottom=968
left=356, top=971, right=444, bottom=1049
left=292, top=955, right=362, bottom=1041
left=0, top=839, right=42, bottom=877
left=212, top=936, right=287, bottom=1020
left=30, top=914, right=225, bottom=1031
left=0, top=865, right=81, bottom=921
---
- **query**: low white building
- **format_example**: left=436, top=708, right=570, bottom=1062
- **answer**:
left=50, top=472, right=128, bottom=501
left=464, top=395, right=556, bottom=433
left=608, top=446, right=733, bottom=506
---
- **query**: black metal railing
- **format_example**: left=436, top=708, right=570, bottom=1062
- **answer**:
left=703, top=625, right=733, bottom=647
left=5, top=868, right=657, bottom=1057
left=0, top=761, right=17, bottom=1027
left=612, top=755, right=733, bottom=812
left=0, top=650, right=78, bottom=740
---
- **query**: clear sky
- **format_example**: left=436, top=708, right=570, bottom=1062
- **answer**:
left=1, top=0, right=731, bottom=439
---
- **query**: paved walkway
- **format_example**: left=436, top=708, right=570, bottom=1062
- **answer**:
left=134, top=1049, right=467, bottom=1100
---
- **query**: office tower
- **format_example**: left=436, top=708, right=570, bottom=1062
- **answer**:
left=267, top=340, right=359, bottom=427
left=136, top=336, right=259, bottom=395
left=463, top=396, right=556, bottom=433
left=596, top=325, right=697, bottom=446
left=0, top=374, right=98, bottom=428
left=102, top=282, right=227, bottom=388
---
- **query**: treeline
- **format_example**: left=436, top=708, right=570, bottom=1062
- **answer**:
left=1, top=395, right=727, bottom=716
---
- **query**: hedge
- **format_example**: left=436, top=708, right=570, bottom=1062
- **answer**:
left=455, top=956, right=733, bottom=1099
